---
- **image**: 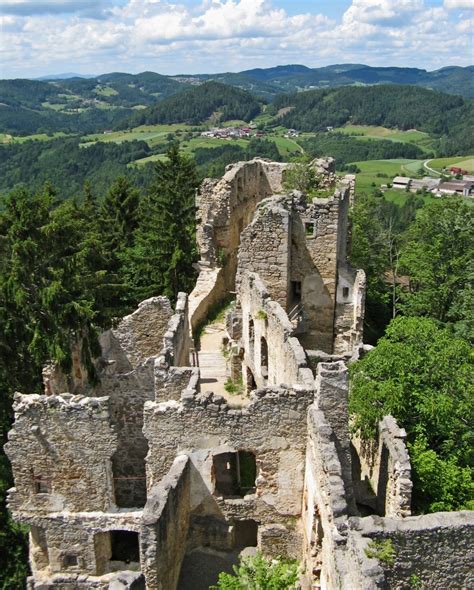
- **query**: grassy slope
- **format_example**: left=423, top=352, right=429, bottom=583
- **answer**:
left=334, top=124, right=435, bottom=153
left=352, top=158, right=437, bottom=205
left=427, top=155, right=474, bottom=173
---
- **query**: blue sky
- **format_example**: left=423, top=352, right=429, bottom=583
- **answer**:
left=0, top=0, right=472, bottom=78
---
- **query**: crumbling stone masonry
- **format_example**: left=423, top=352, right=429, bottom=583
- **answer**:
left=5, top=158, right=473, bottom=589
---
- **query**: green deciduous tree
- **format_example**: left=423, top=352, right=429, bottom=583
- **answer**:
left=349, top=316, right=473, bottom=513
left=124, top=144, right=199, bottom=301
left=399, top=199, right=473, bottom=338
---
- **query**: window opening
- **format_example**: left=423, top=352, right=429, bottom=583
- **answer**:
left=63, top=554, right=78, bottom=568
left=342, top=287, right=349, bottom=299
left=110, top=531, right=140, bottom=564
left=260, top=337, right=268, bottom=382
left=34, top=476, right=51, bottom=494
left=213, top=451, right=257, bottom=497
left=305, top=222, right=315, bottom=237
left=233, top=520, right=258, bottom=548
left=291, top=281, right=302, bottom=304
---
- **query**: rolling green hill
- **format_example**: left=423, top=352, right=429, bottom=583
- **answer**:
left=1, top=64, right=472, bottom=135
left=273, top=85, right=474, bottom=156
left=122, top=81, right=262, bottom=127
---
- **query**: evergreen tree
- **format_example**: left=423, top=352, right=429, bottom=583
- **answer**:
left=124, top=145, right=199, bottom=301
left=100, top=176, right=140, bottom=251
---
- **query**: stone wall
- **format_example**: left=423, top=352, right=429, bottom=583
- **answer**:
left=292, top=188, right=349, bottom=353
left=347, top=511, right=474, bottom=590
left=143, top=386, right=315, bottom=558
left=189, top=159, right=287, bottom=330
left=237, top=197, right=291, bottom=310
left=302, top=406, right=350, bottom=590
left=158, top=292, right=190, bottom=367
left=334, top=267, right=366, bottom=356
left=141, top=455, right=191, bottom=590
left=314, top=362, right=356, bottom=514
left=24, top=510, right=142, bottom=578
left=352, top=416, right=412, bottom=518
left=109, top=297, right=174, bottom=369
left=95, top=295, right=190, bottom=507
left=96, top=360, right=155, bottom=508
left=5, top=393, right=117, bottom=515
left=238, top=271, right=313, bottom=389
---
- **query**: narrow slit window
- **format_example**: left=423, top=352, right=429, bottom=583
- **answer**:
left=305, top=222, right=315, bottom=237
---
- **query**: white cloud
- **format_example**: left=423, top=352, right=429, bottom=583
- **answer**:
left=444, top=0, right=474, bottom=9
left=342, top=0, right=424, bottom=27
left=0, top=0, right=471, bottom=79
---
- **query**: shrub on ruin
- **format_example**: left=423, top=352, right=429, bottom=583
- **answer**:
left=211, top=553, right=299, bottom=590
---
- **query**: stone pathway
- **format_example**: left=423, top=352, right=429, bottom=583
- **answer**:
left=198, top=322, right=248, bottom=406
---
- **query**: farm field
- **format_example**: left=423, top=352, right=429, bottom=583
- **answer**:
left=81, top=123, right=199, bottom=147
left=352, top=158, right=424, bottom=192
left=2, top=132, right=72, bottom=143
left=427, top=155, right=474, bottom=173
left=335, top=125, right=434, bottom=152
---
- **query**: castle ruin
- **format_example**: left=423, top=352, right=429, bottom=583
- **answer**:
left=5, top=158, right=473, bottom=589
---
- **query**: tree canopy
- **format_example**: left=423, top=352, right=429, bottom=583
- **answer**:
left=398, top=199, right=474, bottom=341
left=349, top=316, right=473, bottom=513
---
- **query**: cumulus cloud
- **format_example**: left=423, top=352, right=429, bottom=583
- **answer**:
left=444, top=0, right=474, bottom=9
left=342, top=0, right=425, bottom=27
left=0, top=0, right=471, bottom=78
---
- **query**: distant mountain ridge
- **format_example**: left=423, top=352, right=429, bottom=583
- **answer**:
left=175, top=63, right=474, bottom=99
left=0, top=64, right=472, bottom=135
left=36, top=73, right=96, bottom=81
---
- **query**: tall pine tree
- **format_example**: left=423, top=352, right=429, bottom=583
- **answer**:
left=124, top=145, right=199, bottom=301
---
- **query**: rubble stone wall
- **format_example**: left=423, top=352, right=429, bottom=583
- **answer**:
left=237, top=197, right=291, bottom=310
left=190, top=159, right=287, bottom=330
left=141, top=456, right=191, bottom=590
left=109, top=297, right=174, bottom=369
left=95, top=360, right=154, bottom=508
left=351, top=416, right=412, bottom=518
left=334, top=267, right=366, bottom=356
left=348, top=511, right=474, bottom=590
left=238, top=271, right=313, bottom=389
left=314, top=362, right=356, bottom=514
left=159, top=292, right=190, bottom=367
left=143, top=386, right=314, bottom=557
left=5, top=393, right=117, bottom=515
left=302, top=406, right=349, bottom=590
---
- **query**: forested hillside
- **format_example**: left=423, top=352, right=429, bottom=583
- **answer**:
left=0, top=105, right=133, bottom=136
left=123, top=81, right=262, bottom=127
left=274, top=85, right=474, bottom=155
left=298, top=133, right=425, bottom=168
left=0, top=72, right=188, bottom=135
left=0, top=138, right=153, bottom=198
